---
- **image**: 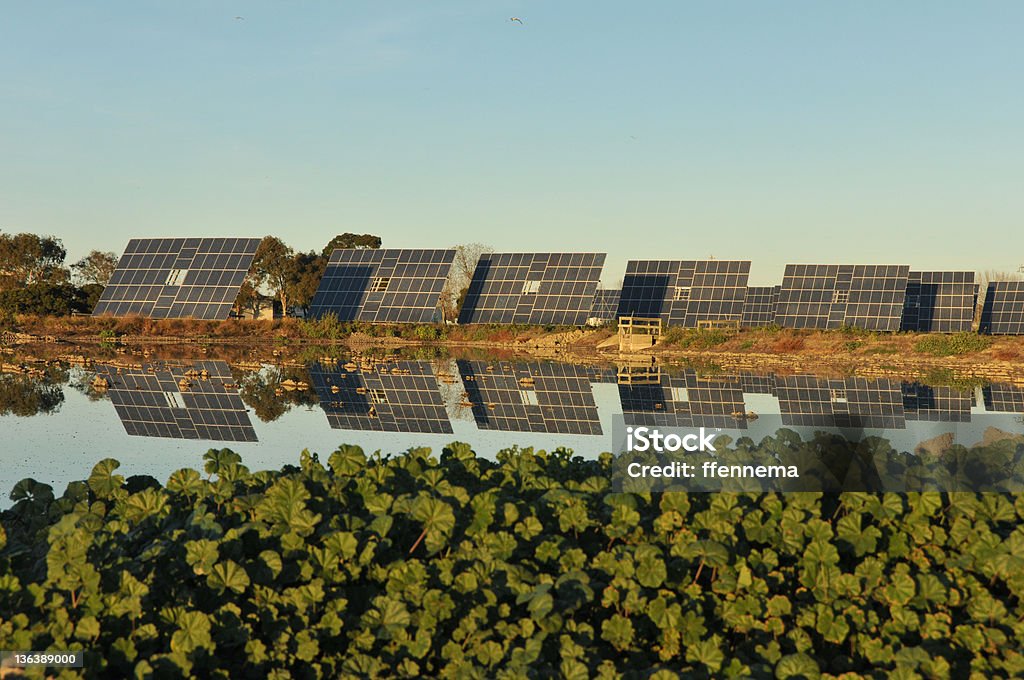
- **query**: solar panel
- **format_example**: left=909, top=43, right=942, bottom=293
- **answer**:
left=309, top=360, right=453, bottom=433
left=309, top=249, right=456, bottom=323
left=589, top=289, right=621, bottom=322
left=739, top=372, right=777, bottom=395
left=982, top=384, right=1024, bottom=413
left=93, top=238, right=261, bottom=320
left=95, top=361, right=257, bottom=441
left=617, top=260, right=750, bottom=327
left=618, top=367, right=747, bottom=429
left=979, top=282, right=1024, bottom=335
left=901, top=272, right=977, bottom=332
left=775, top=264, right=909, bottom=331
left=775, top=375, right=906, bottom=428
left=456, top=360, right=602, bottom=434
left=458, top=253, right=606, bottom=325
left=740, top=286, right=780, bottom=328
left=902, top=382, right=974, bottom=422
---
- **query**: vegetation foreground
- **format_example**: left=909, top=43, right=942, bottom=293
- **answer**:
left=2, top=445, right=1023, bottom=678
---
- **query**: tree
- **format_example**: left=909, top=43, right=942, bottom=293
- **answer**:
left=0, top=232, right=68, bottom=290
left=289, top=251, right=328, bottom=315
left=251, top=237, right=296, bottom=312
left=321, top=233, right=382, bottom=257
left=71, top=250, right=118, bottom=286
left=440, top=243, right=492, bottom=321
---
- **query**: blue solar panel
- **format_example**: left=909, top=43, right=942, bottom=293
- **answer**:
left=458, top=253, right=606, bottom=325
left=310, top=249, right=456, bottom=323
left=93, top=238, right=261, bottom=320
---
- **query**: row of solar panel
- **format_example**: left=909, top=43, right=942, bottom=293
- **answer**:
left=94, top=360, right=1022, bottom=442
left=91, top=239, right=1024, bottom=333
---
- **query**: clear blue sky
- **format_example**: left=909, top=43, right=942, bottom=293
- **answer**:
left=1, top=1, right=1022, bottom=285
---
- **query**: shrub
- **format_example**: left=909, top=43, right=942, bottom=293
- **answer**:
left=914, top=333, right=991, bottom=356
left=298, top=313, right=348, bottom=340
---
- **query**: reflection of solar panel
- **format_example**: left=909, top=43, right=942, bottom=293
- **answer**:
left=93, top=238, right=261, bottom=319
left=902, top=383, right=973, bottom=422
left=775, top=375, right=905, bottom=428
left=740, top=286, right=780, bottom=328
left=309, top=360, right=452, bottom=433
left=740, top=372, right=777, bottom=395
left=96, top=361, right=257, bottom=441
left=617, top=260, right=750, bottom=327
left=901, top=272, right=977, bottom=332
left=982, top=384, right=1024, bottom=413
left=310, top=249, right=456, bottom=323
left=979, top=282, right=1024, bottom=335
left=589, top=289, right=621, bottom=322
left=775, top=264, right=909, bottom=331
left=618, top=368, right=747, bottom=429
left=456, top=360, right=601, bottom=434
left=458, top=253, right=606, bottom=325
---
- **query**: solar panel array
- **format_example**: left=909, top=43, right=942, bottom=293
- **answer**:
left=979, top=282, right=1024, bottom=335
left=982, top=384, right=1024, bottom=413
left=617, top=260, right=750, bottom=327
left=775, top=265, right=909, bottom=331
left=96, top=361, right=257, bottom=441
left=93, top=238, right=261, bottom=319
left=589, top=289, right=621, bottom=322
left=618, top=368, right=747, bottom=429
left=457, top=360, right=601, bottom=434
left=740, top=286, right=780, bottom=328
left=775, top=375, right=905, bottom=428
left=458, top=253, right=606, bottom=325
left=901, top=272, right=977, bottom=332
left=309, top=249, right=455, bottom=323
left=309, top=360, right=452, bottom=433
left=902, top=383, right=974, bottom=422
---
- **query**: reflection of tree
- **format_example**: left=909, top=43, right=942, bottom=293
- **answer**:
left=0, top=372, right=65, bottom=416
left=67, top=368, right=111, bottom=402
left=238, top=365, right=318, bottom=423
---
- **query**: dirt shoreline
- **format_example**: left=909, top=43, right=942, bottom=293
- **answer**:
left=3, top=319, right=1023, bottom=386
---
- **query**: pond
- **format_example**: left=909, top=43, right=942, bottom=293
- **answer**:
left=2, top=350, right=1022, bottom=505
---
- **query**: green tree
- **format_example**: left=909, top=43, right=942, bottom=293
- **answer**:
left=289, top=251, right=327, bottom=315
left=0, top=232, right=69, bottom=290
left=71, top=250, right=118, bottom=286
left=251, top=237, right=296, bottom=312
left=321, top=233, right=382, bottom=257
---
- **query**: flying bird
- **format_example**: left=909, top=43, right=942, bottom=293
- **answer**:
left=234, top=16, right=245, bottom=20
left=510, top=17, right=523, bottom=24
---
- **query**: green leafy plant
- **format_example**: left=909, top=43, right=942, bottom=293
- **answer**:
left=2, top=442, right=1023, bottom=677
left=914, top=332, right=991, bottom=356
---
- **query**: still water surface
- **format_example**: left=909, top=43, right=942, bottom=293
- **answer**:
left=2, top=353, right=1022, bottom=505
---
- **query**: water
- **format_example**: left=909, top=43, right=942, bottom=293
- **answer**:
left=1, top=351, right=1022, bottom=504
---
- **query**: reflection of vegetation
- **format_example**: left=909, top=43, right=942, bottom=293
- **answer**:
left=914, top=332, right=991, bottom=356
left=2, top=440, right=1024, bottom=677
left=923, top=367, right=990, bottom=391
left=67, top=368, right=111, bottom=402
left=238, top=366, right=317, bottom=423
left=0, top=369, right=66, bottom=416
